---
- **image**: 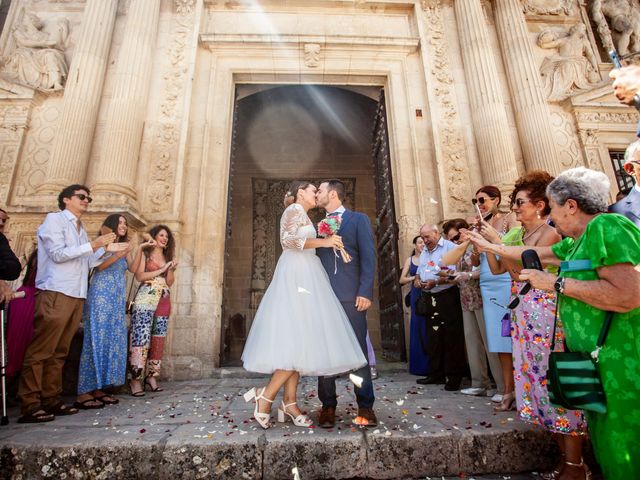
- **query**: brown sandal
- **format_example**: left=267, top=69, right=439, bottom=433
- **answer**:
left=17, top=409, right=55, bottom=423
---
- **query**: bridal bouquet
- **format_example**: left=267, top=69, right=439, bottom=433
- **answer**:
left=318, top=217, right=352, bottom=263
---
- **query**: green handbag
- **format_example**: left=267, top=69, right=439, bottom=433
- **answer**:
left=547, top=293, right=613, bottom=414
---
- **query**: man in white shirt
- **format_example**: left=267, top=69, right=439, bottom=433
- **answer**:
left=413, top=224, right=467, bottom=391
left=18, top=184, right=117, bottom=423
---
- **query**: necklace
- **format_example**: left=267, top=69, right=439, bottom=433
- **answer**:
left=521, top=221, right=546, bottom=243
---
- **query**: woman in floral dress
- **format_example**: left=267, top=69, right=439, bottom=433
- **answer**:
left=75, top=214, right=152, bottom=409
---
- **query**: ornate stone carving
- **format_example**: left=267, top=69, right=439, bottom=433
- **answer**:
left=575, top=111, right=640, bottom=123
left=175, top=0, right=195, bottom=15
left=523, top=0, right=572, bottom=15
left=537, top=23, right=600, bottom=101
left=590, top=0, right=640, bottom=55
left=577, top=128, right=606, bottom=171
left=550, top=109, right=584, bottom=169
left=1, top=12, right=69, bottom=91
left=0, top=104, right=30, bottom=203
left=144, top=9, right=196, bottom=213
left=396, top=214, right=423, bottom=242
left=13, top=98, right=62, bottom=199
left=421, top=0, right=472, bottom=213
left=303, top=43, right=321, bottom=68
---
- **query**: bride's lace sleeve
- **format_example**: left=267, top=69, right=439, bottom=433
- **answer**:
left=280, top=204, right=309, bottom=251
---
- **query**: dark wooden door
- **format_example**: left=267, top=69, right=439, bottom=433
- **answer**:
left=372, top=90, right=406, bottom=362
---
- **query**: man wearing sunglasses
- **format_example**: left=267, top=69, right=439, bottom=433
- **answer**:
left=18, top=184, right=120, bottom=423
left=609, top=140, right=640, bottom=228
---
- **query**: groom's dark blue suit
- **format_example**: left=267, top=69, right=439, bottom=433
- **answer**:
left=316, top=208, right=376, bottom=409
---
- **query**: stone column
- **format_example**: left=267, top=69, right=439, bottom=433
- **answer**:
left=454, top=0, right=518, bottom=190
left=493, top=0, right=559, bottom=174
left=38, top=0, right=118, bottom=193
left=90, top=0, right=161, bottom=202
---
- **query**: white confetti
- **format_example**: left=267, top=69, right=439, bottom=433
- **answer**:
left=349, top=373, right=363, bottom=388
left=429, top=198, right=439, bottom=204
left=395, top=399, right=404, bottom=406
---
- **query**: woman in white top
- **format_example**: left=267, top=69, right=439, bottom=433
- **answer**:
left=241, top=180, right=367, bottom=429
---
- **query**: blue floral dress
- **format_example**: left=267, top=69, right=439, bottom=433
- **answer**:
left=77, top=257, right=128, bottom=394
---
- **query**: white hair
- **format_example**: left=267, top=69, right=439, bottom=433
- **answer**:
left=546, top=167, right=610, bottom=214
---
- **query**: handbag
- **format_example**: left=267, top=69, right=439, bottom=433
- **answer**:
left=500, top=312, right=511, bottom=337
left=415, top=291, right=430, bottom=317
left=546, top=299, right=612, bottom=414
left=404, top=291, right=411, bottom=308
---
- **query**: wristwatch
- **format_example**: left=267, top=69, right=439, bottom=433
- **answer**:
left=554, top=276, right=566, bottom=295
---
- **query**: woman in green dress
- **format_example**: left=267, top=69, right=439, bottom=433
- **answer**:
left=465, top=167, right=640, bottom=480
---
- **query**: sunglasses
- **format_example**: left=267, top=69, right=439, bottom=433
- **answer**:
left=72, top=193, right=93, bottom=203
left=471, top=197, right=494, bottom=205
left=449, top=233, right=461, bottom=242
left=511, top=198, right=530, bottom=208
left=489, top=283, right=532, bottom=310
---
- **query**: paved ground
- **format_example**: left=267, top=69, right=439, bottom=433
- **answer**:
left=0, top=370, right=572, bottom=479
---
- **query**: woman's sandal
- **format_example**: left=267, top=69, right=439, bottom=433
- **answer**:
left=277, top=401, right=313, bottom=427
left=73, top=398, right=105, bottom=410
left=129, top=382, right=146, bottom=397
left=564, top=459, right=592, bottom=480
left=243, top=387, right=273, bottom=429
left=17, top=409, right=55, bottom=424
left=93, top=393, right=119, bottom=405
left=145, top=377, right=164, bottom=392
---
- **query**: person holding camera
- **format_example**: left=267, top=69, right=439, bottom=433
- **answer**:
left=128, top=224, right=177, bottom=396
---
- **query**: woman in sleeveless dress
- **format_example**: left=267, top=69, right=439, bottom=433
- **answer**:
left=241, top=181, right=367, bottom=429
left=399, top=235, right=429, bottom=376
left=128, top=224, right=177, bottom=396
left=75, top=214, right=153, bottom=408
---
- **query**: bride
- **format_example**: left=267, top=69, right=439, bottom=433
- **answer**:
left=241, top=180, right=367, bottom=428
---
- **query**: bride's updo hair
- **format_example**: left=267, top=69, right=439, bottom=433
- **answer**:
left=283, top=180, right=312, bottom=208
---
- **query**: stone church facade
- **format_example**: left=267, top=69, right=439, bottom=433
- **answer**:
left=0, top=0, right=638, bottom=379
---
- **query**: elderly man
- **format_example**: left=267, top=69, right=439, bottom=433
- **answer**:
left=413, top=224, right=467, bottom=391
left=17, top=184, right=119, bottom=423
left=609, top=140, right=640, bottom=228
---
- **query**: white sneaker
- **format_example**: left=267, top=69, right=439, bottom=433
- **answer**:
left=491, top=393, right=503, bottom=403
left=460, top=387, right=487, bottom=396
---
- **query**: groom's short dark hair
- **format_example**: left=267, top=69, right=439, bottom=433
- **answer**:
left=324, top=179, right=345, bottom=202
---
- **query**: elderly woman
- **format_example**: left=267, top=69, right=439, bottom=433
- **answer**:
left=466, top=167, right=640, bottom=480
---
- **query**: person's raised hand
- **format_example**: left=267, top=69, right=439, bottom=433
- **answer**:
left=92, top=232, right=117, bottom=250
left=106, top=242, right=129, bottom=253
left=610, top=65, right=640, bottom=106
left=479, top=220, right=501, bottom=243
left=0, top=281, right=12, bottom=304
left=519, top=269, right=556, bottom=292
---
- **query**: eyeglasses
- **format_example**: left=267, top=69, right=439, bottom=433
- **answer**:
left=449, top=233, right=461, bottom=242
left=471, top=197, right=494, bottom=205
left=72, top=194, right=93, bottom=203
left=512, top=198, right=530, bottom=208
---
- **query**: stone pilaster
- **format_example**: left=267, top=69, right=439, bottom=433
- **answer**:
left=454, top=0, right=518, bottom=191
left=90, top=0, right=162, bottom=203
left=493, top=0, right=559, bottom=174
left=38, top=0, right=118, bottom=193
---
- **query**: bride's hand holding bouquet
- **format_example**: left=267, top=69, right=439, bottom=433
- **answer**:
left=318, top=217, right=352, bottom=263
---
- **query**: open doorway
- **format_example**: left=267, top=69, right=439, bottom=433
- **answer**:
left=220, top=84, right=405, bottom=366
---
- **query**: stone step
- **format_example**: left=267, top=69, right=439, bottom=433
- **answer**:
left=0, top=374, right=563, bottom=479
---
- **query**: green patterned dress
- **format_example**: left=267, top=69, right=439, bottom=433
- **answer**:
left=551, top=214, right=640, bottom=479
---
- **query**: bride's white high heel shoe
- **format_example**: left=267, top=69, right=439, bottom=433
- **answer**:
left=243, top=387, right=273, bottom=429
left=277, top=400, right=313, bottom=427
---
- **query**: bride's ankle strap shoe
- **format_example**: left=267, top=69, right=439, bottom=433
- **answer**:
left=243, top=387, right=273, bottom=429
left=565, top=459, right=592, bottom=480
left=277, top=401, right=313, bottom=427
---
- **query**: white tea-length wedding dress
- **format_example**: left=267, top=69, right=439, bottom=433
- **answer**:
left=242, top=202, right=367, bottom=376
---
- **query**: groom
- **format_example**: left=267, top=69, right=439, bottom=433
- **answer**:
left=315, top=179, right=377, bottom=427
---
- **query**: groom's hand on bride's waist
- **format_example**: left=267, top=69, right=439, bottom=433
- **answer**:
left=355, top=296, right=372, bottom=311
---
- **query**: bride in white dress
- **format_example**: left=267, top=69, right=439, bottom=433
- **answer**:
left=242, top=180, right=367, bottom=428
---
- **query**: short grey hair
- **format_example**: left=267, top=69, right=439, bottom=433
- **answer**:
left=546, top=167, right=610, bottom=214
left=420, top=223, right=439, bottom=233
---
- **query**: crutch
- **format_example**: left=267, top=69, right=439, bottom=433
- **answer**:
left=1, top=291, right=25, bottom=426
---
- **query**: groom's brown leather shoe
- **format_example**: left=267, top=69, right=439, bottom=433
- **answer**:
left=352, top=408, right=378, bottom=427
left=318, top=406, right=336, bottom=428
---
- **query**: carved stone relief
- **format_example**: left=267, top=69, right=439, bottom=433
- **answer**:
left=523, top=0, right=572, bottom=15
left=575, top=111, right=640, bottom=123
left=12, top=97, right=62, bottom=199
left=1, top=11, right=70, bottom=91
left=144, top=7, right=195, bottom=213
left=590, top=0, right=640, bottom=55
left=0, top=103, right=30, bottom=204
left=421, top=0, right=472, bottom=214
left=550, top=109, right=584, bottom=169
left=577, top=128, right=606, bottom=171
left=303, top=43, right=321, bottom=68
left=537, top=23, right=600, bottom=101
